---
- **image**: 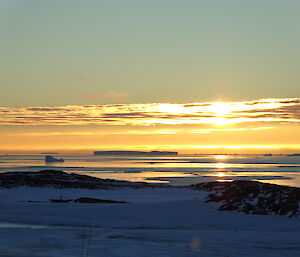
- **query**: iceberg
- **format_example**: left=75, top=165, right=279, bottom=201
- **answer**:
left=45, top=155, right=64, bottom=163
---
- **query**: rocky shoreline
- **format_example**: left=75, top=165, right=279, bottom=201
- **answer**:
left=0, top=170, right=158, bottom=189
left=0, top=170, right=299, bottom=217
left=191, top=180, right=300, bottom=217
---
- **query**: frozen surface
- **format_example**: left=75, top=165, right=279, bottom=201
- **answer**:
left=0, top=186, right=299, bottom=257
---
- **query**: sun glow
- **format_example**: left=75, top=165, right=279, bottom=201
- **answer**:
left=206, top=102, right=233, bottom=125
left=209, top=102, right=232, bottom=116
left=214, top=155, right=228, bottom=160
left=210, top=117, right=232, bottom=125
left=215, top=163, right=227, bottom=169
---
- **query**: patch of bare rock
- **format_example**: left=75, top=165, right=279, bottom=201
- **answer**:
left=190, top=180, right=300, bottom=217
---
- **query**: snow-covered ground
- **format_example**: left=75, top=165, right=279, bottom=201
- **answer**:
left=0, top=186, right=299, bottom=257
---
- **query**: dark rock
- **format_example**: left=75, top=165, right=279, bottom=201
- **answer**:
left=48, top=197, right=128, bottom=204
left=49, top=199, right=73, bottom=203
left=0, top=170, right=159, bottom=189
left=74, top=197, right=128, bottom=204
left=190, top=180, right=300, bottom=217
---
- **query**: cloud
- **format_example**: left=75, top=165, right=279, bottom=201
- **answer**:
left=5, top=132, right=97, bottom=137
left=0, top=98, right=300, bottom=126
left=5, top=129, right=180, bottom=137
left=190, top=127, right=274, bottom=133
left=82, top=93, right=101, bottom=100
left=82, top=90, right=130, bottom=102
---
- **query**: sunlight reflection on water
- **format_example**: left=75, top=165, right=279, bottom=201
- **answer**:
left=0, top=154, right=299, bottom=187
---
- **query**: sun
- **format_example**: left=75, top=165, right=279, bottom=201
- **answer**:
left=208, top=102, right=234, bottom=125
left=214, top=155, right=228, bottom=160
left=210, top=102, right=231, bottom=116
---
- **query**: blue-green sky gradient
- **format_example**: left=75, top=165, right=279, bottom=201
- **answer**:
left=0, top=0, right=300, bottom=107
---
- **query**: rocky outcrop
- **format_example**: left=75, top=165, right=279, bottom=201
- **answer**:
left=1, top=170, right=299, bottom=217
left=74, top=197, right=128, bottom=204
left=0, top=170, right=157, bottom=189
left=49, top=197, right=128, bottom=204
left=190, top=180, right=300, bottom=217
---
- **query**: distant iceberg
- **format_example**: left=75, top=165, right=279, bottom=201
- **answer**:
left=94, top=150, right=178, bottom=156
left=45, top=155, right=64, bottom=163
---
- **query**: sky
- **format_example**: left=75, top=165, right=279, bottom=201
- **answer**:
left=0, top=1, right=300, bottom=154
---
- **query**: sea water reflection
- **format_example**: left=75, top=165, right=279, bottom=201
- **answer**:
left=0, top=154, right=299, bottom=187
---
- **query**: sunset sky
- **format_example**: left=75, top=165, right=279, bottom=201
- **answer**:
left=1, top=1, right=300, bottom=154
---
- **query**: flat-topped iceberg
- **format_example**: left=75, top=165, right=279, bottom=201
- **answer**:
left=94, top=150, right=178, bottom=156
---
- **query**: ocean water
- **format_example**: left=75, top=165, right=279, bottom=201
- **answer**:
left=0, top=154, right=300, bottom=187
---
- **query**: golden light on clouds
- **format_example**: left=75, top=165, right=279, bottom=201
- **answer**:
left=0, top=98, right=299, bottom=126
left=0, top=98, right=300, bottom=153
left=191, top=127, right=274, bottom=133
